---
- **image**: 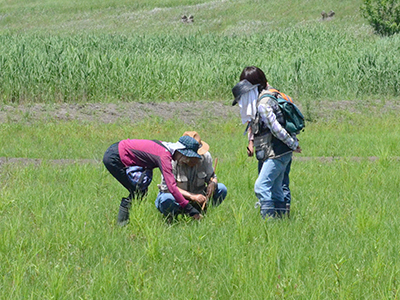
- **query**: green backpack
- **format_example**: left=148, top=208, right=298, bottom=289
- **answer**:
left=259, top=88, right=305, bottom=134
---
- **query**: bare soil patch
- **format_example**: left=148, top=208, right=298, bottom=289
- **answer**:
left=1, top=99, right=399, bottom=124
left=0, top=101, right=238, bottom=124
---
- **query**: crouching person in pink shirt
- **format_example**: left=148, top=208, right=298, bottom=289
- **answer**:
left=103, top=136, right=203, bottom=226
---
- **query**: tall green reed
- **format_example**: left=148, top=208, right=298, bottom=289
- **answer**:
left=0, top=26, right=399, bottom=104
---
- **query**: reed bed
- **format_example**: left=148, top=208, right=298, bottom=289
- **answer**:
left=1, top=27, right=399, bottom=104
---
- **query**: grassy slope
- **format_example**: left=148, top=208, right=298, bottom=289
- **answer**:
left=1, top=0, right=364, bottom=35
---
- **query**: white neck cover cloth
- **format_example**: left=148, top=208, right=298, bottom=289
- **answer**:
left=238, top=88, right=259, bottom=124
left=162, top=141, right=185, bottom=155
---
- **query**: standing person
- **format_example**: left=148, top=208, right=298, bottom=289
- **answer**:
left=232, top=66, right=302, bottom=219
left=155, top=131, right=227, bottom=219
left=239, top=66, right=294, bottom=214
left=103, top=136, right=204, bottom=226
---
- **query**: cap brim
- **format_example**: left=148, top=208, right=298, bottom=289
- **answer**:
left=231, top=83, right=259, bottom=106
left=177, top=149, right=201, bottom=159
left=197, top=141, right=209, bottom=155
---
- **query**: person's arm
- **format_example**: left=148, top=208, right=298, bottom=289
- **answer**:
left=203, top=153, right=218, bottom=198
left=205, top=177, right=218, bottom=198
left=160, top=155, right=202, bottom=219
left=159, top=156, right=189, bottom=208
left=247, top=125, right=254, bottom=156
left=177, top=186, right=207, bottom=205
left=258, top=104, right=299, bottom=150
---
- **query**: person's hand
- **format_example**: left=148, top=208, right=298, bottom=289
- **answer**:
left=184, top=203, right=203, bottom=220
left=294, top=146, right=302, bottom=153
left=247, top=147, right=254, bottom=157
left=206, top=181, right=217, bottom=198
left=192, top=194, right=207, bottom=206
left=247, top=141, right=254, bottom=157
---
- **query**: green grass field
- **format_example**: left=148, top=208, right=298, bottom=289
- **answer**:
left=1, top=0, right=400, bottom=299
left=2, top=115, right=400, bottom=299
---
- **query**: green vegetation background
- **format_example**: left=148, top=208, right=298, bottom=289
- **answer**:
left=1, top=0, right=400, bottom=299
left=1, top=0, right=399, bottom=103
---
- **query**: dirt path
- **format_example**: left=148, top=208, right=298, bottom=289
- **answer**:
left=0, top=101, right=238, bottom=124
left=1, top=99, right=399, bottom=124
left=1, top=156, right=399, bottom=170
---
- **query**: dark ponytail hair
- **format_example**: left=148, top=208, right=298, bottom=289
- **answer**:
left=239, top=66, right=268, bottom=92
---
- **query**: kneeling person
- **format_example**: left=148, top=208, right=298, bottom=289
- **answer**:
left=155, top=131, right=227, bottom=218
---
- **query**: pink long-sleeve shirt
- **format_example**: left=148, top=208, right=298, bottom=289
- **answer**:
left=118, top=139, right=189, bottom=208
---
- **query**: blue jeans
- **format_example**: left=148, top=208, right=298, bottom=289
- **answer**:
left=155, top=183, right=227, bottom=216
left=255, top=153, right=292, bottom=219
left=283, top=158, right=292, bottom=205
left=258, top=157, right=291, bottom=204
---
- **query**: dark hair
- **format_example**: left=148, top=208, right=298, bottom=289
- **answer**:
left=239, top=66, right=268, bottom=92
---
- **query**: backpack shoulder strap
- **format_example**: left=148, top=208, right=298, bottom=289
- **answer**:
left=267, top=88, right=294, bottom=103
left=267, top=88, right=280, bottom=94
left=258, top=90, right=277, bottom=105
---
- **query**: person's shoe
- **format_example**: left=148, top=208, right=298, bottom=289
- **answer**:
left=165, top=214, right=175, bottom=225
left=261, top=209, right=277, bottom=220
left=117, top=197, right=131, bottom=226
left=275, top=201, right=289, bottom=218
left=285, top=202, right=290, bottom=218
